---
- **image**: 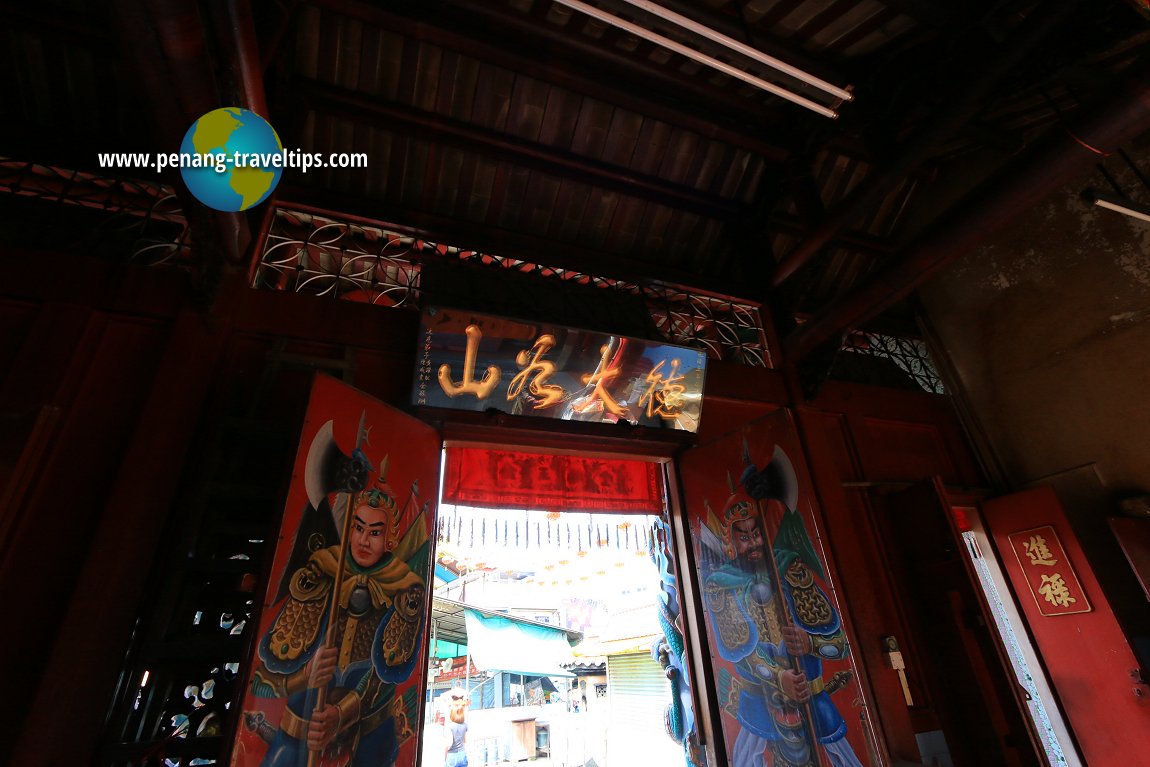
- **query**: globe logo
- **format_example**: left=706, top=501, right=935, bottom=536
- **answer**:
left=180, top=108, right=283, bottom=212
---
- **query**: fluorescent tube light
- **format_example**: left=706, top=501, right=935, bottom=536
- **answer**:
left=1089, top=191, right=1150, bottom=224
left=617, top=0, right=853, bottom=102
left=550, top=0, right=847, bottom=118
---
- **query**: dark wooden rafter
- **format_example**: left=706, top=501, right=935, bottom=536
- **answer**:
left=843, top=0, right=953, bottom=27
left=219, top=0, right=269, bottom=117
left=303, top=0, right=792, bottom=162
left=785, top=55, right=1150, bottom=359
left=735, top=0, right=950, bottom=31
left=824, top=7, right=904, bottom=54
left=256, top=0, right=304, bottom=73
left=296, top=80, right=745, bottom=220
left=791, top=0, right=867, bottom=43
left=768, top=0, right=1089, bottom=290
left=769, top=213, right=895, bottom=257
left=109, top=0, right=250, bottom=279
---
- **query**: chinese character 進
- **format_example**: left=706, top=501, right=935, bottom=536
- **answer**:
left=507, top=334, right=565, bottom=408
left=1037, top=572, right=1077, bottom=608
left=639, top=358, right=686, bottom=421
left=437, top=324, right=501, bottom=400
left=1022, top=534, right=1057, bottom=566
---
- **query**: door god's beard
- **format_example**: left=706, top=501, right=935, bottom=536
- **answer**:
left=735, top=550, right=772, bottom=577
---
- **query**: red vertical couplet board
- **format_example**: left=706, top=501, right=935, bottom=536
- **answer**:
left=1003, top=525, right=1092, bottom=617
left=983, top=486, right=1150, bottom=765
left=230, top=374, right=441, bottom=767
left=679, top=408, right=877, bottom=767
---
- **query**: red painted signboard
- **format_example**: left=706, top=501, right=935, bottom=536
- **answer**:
left=442, top=446, right=662, bottom=513
left=1004, top=525, right=1092, bottom=616
left=414, top=306, right=707, bottom=432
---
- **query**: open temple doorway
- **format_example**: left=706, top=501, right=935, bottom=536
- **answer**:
left=420, top=446, right=695, bottom=767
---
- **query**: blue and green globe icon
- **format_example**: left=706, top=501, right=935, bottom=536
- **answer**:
left=180, top=107, right=283, bottom=212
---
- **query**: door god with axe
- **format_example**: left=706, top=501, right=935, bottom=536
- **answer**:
left=247, top=415, right=428, bottom=767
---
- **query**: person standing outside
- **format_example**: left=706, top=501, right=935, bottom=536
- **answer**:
left=443, top=690, right=469, bottom=767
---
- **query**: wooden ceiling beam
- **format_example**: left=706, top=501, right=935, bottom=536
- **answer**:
left=768, top=0, right=1087, bottom=290
left=218, top=0, right=269, bottom=117
left=295, top=79, right=745, bottom=221
left=784, top=55, right=1150, bottom=360
left=307, top=0, right=792, bottom=162
left=768, top=213, right=895, bottom=258
left=108, top=0, right=250, bottom=280
left=851, top=0, right=953, bottom=27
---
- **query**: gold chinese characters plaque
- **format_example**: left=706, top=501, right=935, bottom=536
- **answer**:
left=1007, top=525, right=1092, bottom=616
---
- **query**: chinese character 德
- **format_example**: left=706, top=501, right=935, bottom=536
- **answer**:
left=639, top=358, right=686, bottom=421
left=1037, top=572, right=1076, bottom=608
left=437, top=324, right=501, bottom=400
left=1023, top=534, right=1057, bottom=566
left=507, top=334, right=565, bottom=408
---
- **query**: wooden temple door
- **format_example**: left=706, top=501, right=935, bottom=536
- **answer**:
left=677, top=408, right=882, bottom=767
left=982, top=486, right=1150, bottom=766
left=878, top=479, right=1042, bottom=767
left=228, top=374, right=442, bottom=767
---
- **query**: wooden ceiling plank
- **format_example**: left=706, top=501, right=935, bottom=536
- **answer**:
left=769, top=0, right=1090, bottom=290
left=597, top=0, right=849, bottom=81
left=497, top=165, right=533, bottom=232
left=825, top=6, right=901, bottom=54
left=316, top=5, right=341, bottom=85
left=506, top=75, right=552, bottom=143
left=465, top=156, right=498, bottom=222
left=547, top=177, right=588, bottom=242
left=296, top=80, right=743, bottom=220
left=785, top=55, right=1150, bottom=360
left=523, top=172, right=564, bottom=236
left=337, top=15, right=363, bottom=90
left=434, top=49, right=462, bottom=116
left=420, top=134, right=445, bottom=215
left=356, top=21, right=382, bottom=96
left=305, top=0, right=791, bottom=161
left=434, top=146, right=466, bottom=214
left=293, top=4, right=321, bottom=80
left=536, top=88, right=583, bottom=150
left=629, top=118, right=674, bottom=178
left=785, top=0, right=860, bottom=47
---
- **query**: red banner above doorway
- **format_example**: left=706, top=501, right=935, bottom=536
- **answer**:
left=443, top=447, right=662, bottom=513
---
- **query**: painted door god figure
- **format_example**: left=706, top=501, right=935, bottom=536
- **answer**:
left=243, top=418, right=429, bottom=767
left=700, top=446, right=863, bottom=767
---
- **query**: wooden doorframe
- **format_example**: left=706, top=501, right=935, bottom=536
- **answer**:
left=876, top=479, right=1044, bottom=767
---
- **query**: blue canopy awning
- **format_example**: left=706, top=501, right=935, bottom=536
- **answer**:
left=463, top=608, right=577, bottom=678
